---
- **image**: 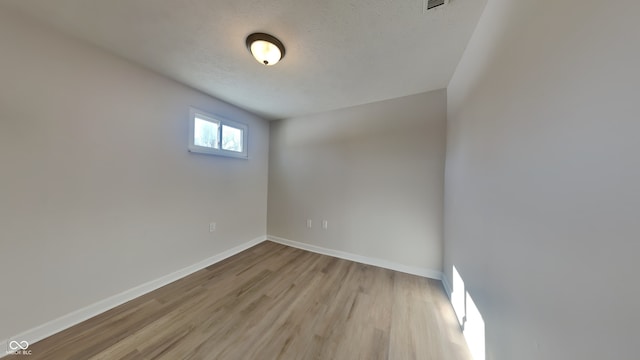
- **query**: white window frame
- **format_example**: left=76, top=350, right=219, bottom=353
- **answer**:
left=188, top=107, right=249, bottom=159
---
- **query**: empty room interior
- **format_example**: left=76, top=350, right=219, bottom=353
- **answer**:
left=1, top=0, right=639, bottom=359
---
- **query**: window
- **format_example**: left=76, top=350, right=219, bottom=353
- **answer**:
left=188, top=108, right=248, bottom=159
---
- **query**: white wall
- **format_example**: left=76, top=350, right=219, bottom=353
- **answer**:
left=445, top=0, right=640, bottom=359
left=0, top=9, right=269, bottom=341
left=268, top=90, right=446, bottom=274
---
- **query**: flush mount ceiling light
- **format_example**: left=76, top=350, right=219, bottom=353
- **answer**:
left=246, top=33, right=286, bottom=66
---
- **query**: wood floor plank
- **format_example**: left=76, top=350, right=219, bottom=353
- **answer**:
left=25, top=241, right=472, bottom=360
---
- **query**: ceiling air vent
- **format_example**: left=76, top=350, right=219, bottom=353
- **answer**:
left=425, top=0, right=448, bottom=12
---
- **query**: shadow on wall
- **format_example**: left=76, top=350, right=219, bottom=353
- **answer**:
left=451, top=266, right=486, bottom=360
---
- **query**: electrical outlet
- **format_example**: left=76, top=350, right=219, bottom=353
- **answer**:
left=306, top=219, right=312, bottom=229
left=322, top=220, right=328, bottom=229
left=209, top=222, right=216, bottom=232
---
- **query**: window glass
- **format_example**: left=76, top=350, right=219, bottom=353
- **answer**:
left=194, top=117, right=219, bottom=149
left=188, top=108, right=248, bottom=159
left=221, top=125, right=243, bottom=152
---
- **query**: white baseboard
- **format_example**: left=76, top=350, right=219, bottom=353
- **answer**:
left=439, top=271, right=466, bottom=333
left=1, top=235, right=267, bottom=358
left=267, top=235, right=443, bottom=280
left=3, top=235, right=444, bottom=358
left=441, top=272, right=453, bottom=299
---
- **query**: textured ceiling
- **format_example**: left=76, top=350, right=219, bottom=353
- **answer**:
left=1, top=0, right=486, bottom=120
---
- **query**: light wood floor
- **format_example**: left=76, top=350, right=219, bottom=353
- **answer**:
left=27, top=241, right=471, bottom=360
